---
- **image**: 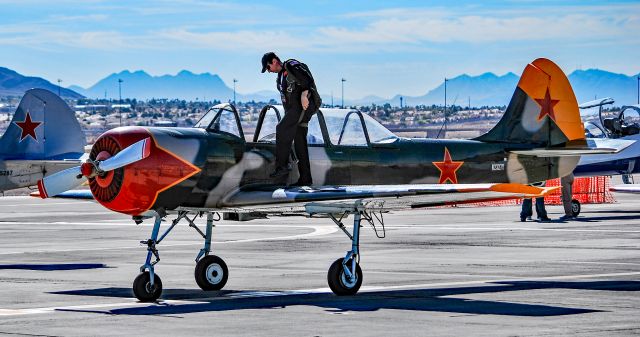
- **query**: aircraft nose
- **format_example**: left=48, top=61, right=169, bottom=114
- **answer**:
left=88, top=127, right=202, bottom=215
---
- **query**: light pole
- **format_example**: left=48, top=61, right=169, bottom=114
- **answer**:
left=118, top=79, right=123, bottom=126
left=637, top=75, right=639, bottom=104
left=233, top=78, right=238, bottom=106
left=341, top=78, right=346, bottom=108
left=444, top=78, right=448, bottom=136
left=57, top=79, right=62, bottom=97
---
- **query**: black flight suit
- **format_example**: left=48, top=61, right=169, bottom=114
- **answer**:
left=275, top=59, right=318, bottom=185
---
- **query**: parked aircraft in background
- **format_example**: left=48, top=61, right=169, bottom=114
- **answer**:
left=0, top=88, right=85, bottom=193
left=36, top=58, right=630, bottom=302
left=575, top=98, right=640, bottom=182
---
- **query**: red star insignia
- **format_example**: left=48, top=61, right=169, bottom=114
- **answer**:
left=433, top=147, right=464, bottom=184
left=14, top=112, right=42, bottom=141
left=535, top=87, right=559, bottom=121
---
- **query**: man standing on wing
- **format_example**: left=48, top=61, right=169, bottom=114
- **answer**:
left=261, top=52, right=321, bottom=186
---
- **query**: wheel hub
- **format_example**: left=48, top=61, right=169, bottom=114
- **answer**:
left=145, top=281, right=156, bottom=293
left=340, top=270, right=358, bottom=288
left=206, top=264, right=223, bottom=284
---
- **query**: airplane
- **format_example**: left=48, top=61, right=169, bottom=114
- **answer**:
left=0, top=88, right=85, bottom=193
left=35, top=58, right=631, bottom=302
left=574, top=98, right=640, bottom=180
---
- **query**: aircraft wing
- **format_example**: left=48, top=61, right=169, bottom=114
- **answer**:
left=509, top=138, right=634, bottom=157
left=203, top=183, right=558, bottom=214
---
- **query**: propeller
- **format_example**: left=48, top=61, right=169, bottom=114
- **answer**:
left=37, top=137, right=151, bottom=198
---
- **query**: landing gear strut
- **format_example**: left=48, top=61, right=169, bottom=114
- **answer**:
left=132, top=211, right=229, bottom=302
left=327, top=211, right=364, bottom=295
left=133, top=214, right=164, bottom=302
left=193, top=213, right=228, bottom=291
left=309, top=200, right=386, bottom=296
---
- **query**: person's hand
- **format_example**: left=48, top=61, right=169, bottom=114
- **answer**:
left=301, top=91, right=309, bottom=110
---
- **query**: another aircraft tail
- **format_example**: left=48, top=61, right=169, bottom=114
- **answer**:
left=0, top=88, right=85, bottom=160
left=476, top=58, right=585, bottom=146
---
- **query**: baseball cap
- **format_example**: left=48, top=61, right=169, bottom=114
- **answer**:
left=261, top=52, right=277, bottom=73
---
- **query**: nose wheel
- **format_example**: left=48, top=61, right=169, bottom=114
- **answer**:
left=195, top=255, right=228, bottom=291
left=133, top=271, right=162, bottom=302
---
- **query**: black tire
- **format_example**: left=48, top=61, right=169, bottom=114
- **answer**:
left=327, top=258, right=362, bottom=296
left=133, top=271, right=162, bottom=302
left=195, top=255, right=228, bottom=291
left=571, top=199, right=581, bottom=217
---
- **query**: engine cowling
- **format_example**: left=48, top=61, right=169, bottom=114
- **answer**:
left=89, top=127, right=202, bottom=216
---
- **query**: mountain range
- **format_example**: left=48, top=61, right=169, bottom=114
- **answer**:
left=69, top=70, right=278, bottom=102
left=1, top=66, right=638, bottom=107
left=0, top=67, right=83, bottom=99
left=356, top=70, right=640, bottom=107
left=61, top=68, right=640, bottom=107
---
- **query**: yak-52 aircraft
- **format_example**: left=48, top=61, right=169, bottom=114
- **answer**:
left=36, top=58, right=631, bottom=301
left=0, top=88, right=85, bottom=193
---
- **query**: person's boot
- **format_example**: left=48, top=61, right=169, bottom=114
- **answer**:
left=269, top=166, right=290, bottom=179
left=290, top=179, right=312, bottom=187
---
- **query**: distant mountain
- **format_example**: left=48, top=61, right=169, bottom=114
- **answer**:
left=359, top=69, right=639, bottom=107
left=0, top=67, right=83, bottom=99
left=569, top=69, right=639, bottom=105
left=72, top=70, right=279, bottom=102
left=387, top=72, right=519, bottom=107
left=73, top=70, right=234, bottom=101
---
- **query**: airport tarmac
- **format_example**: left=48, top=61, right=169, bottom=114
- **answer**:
left=0, top=192, right=638, bottom=336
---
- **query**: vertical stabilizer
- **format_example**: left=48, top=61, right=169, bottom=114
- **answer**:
left=0, top=88, right=85, bottom=160
left=476, top=58, right=584, bottom=146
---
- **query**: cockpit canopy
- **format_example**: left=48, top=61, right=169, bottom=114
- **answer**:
left=195, top=103, right=398, bottom=146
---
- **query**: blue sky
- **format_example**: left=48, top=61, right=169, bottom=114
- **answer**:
left=0, top=0, right=638, bottom=99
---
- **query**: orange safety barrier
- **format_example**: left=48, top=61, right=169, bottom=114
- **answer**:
left=459, top=176, right=615, bottom=208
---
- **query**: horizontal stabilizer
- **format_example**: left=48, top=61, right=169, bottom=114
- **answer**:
left=610, top=185, right=640, bottom=194
left=510, top=139, right=634, bottom=157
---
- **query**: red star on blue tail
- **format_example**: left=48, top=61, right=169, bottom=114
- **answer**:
left=433, top=147, right=464, bottom=184
left=535, top=87, right=559, bottom=122
left=14, top=112, right=42, bottom=141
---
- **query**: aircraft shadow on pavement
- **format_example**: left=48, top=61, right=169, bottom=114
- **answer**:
left=572, top=214, right=640, bottom=222
left=0, top=263, right=108, bottom=271
left=52, top=280, right=640, bottom=317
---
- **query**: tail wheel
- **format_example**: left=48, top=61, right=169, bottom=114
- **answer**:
left=195, top=255, right=228, bottom=291
left=327, top=258, right=362, bottom=296
left=133, top=271, right=162, bottom=302
left=571, top=199, right=581, bottom=217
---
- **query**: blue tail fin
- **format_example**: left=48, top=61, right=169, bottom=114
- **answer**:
left=0, top=89, right=85, bottom=160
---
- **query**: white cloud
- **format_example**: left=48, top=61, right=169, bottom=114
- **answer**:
left=318, top=12, right=640, bottom=47
left=156, top=28, right=307, bottom=52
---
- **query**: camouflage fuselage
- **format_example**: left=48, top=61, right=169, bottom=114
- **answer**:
left=90, top=126, right=577, bottom=216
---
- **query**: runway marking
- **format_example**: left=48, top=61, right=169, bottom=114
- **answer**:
left=1, top=271, right=639, bottom=317
left=0, top=224, right=338, bottom=256
left=0, top=201, right=93, bottom=207
left=1, top=221, right=638, bottom=234
left=390, top=226, right=640, bottom=233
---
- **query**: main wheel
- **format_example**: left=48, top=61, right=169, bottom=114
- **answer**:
left=327, top=258, right=362, bottom=296
left=133, top=271, right=162, bottom=302
left=195, top=255, right=228, bottom=291
left=571, top=199, right=581, bottom=217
